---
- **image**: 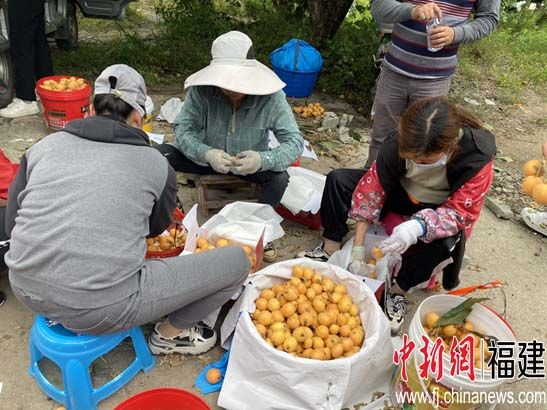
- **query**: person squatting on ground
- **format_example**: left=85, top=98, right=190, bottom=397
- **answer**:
left=300, top=98, right=496, bottom=334
left=366, top=0, right=500, bottom=169
left=0, top=0, right=54, bottom=118
left=5, top=64, right=250, bottom=355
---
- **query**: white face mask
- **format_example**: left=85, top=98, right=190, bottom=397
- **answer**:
left=411, top=154, right=448, bottom=170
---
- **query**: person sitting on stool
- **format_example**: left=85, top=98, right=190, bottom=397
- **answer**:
left=156, top=31, right=304, bottom=261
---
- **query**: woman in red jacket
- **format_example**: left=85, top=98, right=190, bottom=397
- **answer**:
left=1, top=149, right=19, bottom=306
left=299, top=97, right=495, bottom=334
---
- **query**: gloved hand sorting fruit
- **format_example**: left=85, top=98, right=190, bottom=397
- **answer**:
left=298, top=98, right=496, bottom=335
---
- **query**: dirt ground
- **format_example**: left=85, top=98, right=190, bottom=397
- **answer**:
left=0, top=85, right=546, bottom=410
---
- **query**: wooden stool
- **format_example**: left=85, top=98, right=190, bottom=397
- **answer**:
left=186, top=174, right=260, bottom=216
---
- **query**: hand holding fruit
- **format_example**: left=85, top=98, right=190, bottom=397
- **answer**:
left=348, top=246, right=374, bottom=277
left=231, top=150, right=262, bottom=175
left=205, top=149, right=232, bottom=174
left=379, top=219, right=425, bottom=254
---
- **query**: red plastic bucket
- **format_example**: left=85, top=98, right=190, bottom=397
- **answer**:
left=145, top=208, right=186, bottom=259
left=115, top=388, right=210, bottom=410
left=35, top=75, right=91, bottom=129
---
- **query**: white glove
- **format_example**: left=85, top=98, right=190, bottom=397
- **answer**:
left=348, top=246, right=375, bottom=276
left=232, top=150, right=262, bottom=175
left=379, top=219, right=425, bottom=255
left=205, top=149, right=232, bottom=174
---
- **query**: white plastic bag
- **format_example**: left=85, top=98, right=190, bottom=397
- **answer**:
left=268, top=131, right=318, bottom=161
left=214, top=201, right=284, bottom=243
left=218, top=258, right=394, bottom=410
left=281, top=167, right=326, bottom=214
left=156, top=97, right=184, bottom=123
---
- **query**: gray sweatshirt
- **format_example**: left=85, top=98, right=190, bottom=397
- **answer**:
left=5, top=115, right=177, bottom=309
left=371, top=0, right=500, bottom=78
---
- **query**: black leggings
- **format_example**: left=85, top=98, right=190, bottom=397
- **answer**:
left=155, top=144, right=289, bottom=208
left=320, top=168, right=464, bottom=291
left=8, top=0, right=54, bottom=101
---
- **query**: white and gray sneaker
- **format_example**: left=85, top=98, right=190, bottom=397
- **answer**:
left=521, top=207, right=547, bottom=237
left=385, top=293, right=408, bottom=335
left=148, top=322, right=217, bottom=355
left=0, top=98, right=40, bottom=118
left=297, top=242, right=330, bottom=262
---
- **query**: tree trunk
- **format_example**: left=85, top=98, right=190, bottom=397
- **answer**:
left=308, top=0, right=353, bottom=48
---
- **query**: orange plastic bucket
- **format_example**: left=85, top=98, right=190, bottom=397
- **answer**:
left=35, top=75, right=91, bottom=129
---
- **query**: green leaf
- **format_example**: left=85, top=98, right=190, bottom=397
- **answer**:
left=349, top=129, right=362, bottom=142
left=434, top=298, right=489, bottom=328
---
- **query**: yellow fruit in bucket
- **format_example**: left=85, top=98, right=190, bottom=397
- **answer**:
left=424, top=312, right=440, bottom=328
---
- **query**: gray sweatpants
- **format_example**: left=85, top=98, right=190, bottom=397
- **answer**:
left=366, top=66, right=452, bottom=169
left=12, top=247, right=249, bottom=334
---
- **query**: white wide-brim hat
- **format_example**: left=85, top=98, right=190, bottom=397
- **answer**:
left=184, top=31, right=286, bottom=96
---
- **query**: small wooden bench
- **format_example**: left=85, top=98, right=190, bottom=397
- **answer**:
left=185, top=174, right=260, bottom=216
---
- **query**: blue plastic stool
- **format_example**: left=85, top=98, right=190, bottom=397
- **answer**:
left=29, top=315, right=155, bottom=410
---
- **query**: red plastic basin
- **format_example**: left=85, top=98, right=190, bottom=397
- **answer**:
left=115, top=388, right=210, bottom=410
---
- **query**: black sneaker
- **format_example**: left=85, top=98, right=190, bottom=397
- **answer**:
left=385, top=293, right=408, bottom=335
left=148, top=322, right=217, bottom=355
left=0, top=291, right=6, bottom=307
left=296, top=243, right=330, bottom=262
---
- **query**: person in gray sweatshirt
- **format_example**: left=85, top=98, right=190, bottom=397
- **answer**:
left=5, top=64, right=250, bottom=355
left=366, top=0, right=500, bottom=169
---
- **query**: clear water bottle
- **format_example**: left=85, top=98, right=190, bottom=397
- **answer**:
left=426, top=18, right=441, bottom=52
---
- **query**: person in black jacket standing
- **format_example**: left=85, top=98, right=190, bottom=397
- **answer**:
left=0, top=0, right=53, bottom=118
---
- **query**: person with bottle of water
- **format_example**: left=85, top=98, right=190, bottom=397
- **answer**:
left=365, top=0, right=500, bottom=170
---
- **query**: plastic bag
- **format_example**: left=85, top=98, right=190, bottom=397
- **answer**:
left=280, top=167, right=326, bottom=214
left=218, top=259, right=394, bottom=410
left=270, top=39, right=323, bottom=73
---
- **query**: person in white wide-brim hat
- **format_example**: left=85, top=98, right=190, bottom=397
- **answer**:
left=156, top=31, right=304, bottom=262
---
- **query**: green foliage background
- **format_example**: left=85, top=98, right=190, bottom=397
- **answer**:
left=53, top=0, right=546, bottom=110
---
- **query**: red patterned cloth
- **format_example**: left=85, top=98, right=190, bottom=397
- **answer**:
left=0, top=149, right=18, bottom=200
left=349, top=161, right=494, bottom=241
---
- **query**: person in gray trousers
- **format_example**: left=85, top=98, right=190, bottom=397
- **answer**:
left=5, top=65, right=250, bottom=356
left=366, top=0, right=500, bottom=169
